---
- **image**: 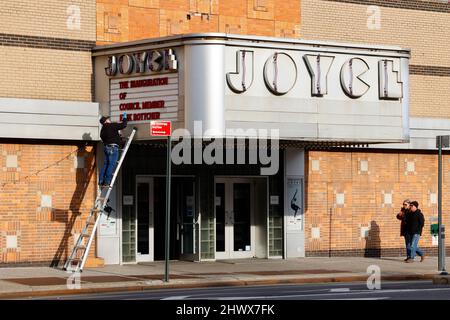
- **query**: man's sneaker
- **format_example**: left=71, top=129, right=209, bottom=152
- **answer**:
left=420, top=255, right=425, bottom=262
left=404, top=257, right=410, bottom=262
left=405, top=259, right=414, bottom=263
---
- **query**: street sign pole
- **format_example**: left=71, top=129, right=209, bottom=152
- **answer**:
left=437, top=135, right=448, bottom=275
left=164, top=134, right=172, bottom=282
left=150, top=120, right=172, bottom=282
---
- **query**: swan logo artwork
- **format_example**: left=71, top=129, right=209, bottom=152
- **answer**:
left=291, top=189, right=301, bottom=217
left=287, top=178, right=303, bottom=231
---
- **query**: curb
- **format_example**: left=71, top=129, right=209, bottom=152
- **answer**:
left=0, top=273, right=437, bottom=299
left=432, top=275, right=450, bottom=285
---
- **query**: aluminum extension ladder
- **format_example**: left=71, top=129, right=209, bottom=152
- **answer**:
left=64, top=127, right=137, bottom=273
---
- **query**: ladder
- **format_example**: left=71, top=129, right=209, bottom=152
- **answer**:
left=64, top=127, right=137, bottom=273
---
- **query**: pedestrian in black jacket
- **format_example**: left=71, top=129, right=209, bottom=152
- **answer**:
left=98, top=113, right=127, bottom=187
left=396, top=199, right=411, bottom=261
left=404, top=201, right=425, bottom=263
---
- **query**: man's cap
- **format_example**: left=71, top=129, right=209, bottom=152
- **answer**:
left=100, top=116, right=110, bottom=125
left=410, top=201, right=419, bottom=208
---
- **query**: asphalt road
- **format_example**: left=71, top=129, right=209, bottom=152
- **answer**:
left=32, top=280, right=450, bottom=300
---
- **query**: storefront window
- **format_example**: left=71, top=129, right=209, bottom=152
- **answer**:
left=122, top=206, right=136, bottom=262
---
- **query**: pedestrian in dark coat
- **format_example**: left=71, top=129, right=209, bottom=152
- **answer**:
left=404, top=201, right=425, bottom=263
left=396, top=199, right=411, bottom=261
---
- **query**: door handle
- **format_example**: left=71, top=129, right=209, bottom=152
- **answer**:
left=225, top=211, right=229, bottom=225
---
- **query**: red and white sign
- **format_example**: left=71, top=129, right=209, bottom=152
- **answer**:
left=150, top=121, right=171, bottom=136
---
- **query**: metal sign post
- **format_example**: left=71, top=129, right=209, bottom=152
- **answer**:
left=164, top=133, right=172, bottom=282
left=150, top=121, right=172, bottom=282
left=436, top=135, right=448, bottom=275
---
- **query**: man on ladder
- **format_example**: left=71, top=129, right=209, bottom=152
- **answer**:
left=64, top=113, right=136, bottom=272
left=99, top=113, right=127, bottom=187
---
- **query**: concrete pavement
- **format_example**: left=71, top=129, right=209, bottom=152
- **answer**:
left=0, top=256, right=448, bottom=299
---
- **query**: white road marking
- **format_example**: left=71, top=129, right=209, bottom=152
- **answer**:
left=211, top=287, right=450, bottom=300
left=161, top=295, right=190, bottom=300
left=323, top=297, right=389, bottom=300
left=329, top=288, right=350, bottom=292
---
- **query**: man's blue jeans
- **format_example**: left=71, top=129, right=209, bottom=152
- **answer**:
left=99, top=144, right=119, bottom=186
left=404, top=236, right=411, bottom=258
left=405, top=233, right=423, bottom=259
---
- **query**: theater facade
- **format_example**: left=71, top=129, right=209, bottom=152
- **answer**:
left=93, top=33, right=410, bottom=263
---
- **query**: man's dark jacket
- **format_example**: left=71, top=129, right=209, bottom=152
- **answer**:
left=405, top=209, right=425, bottom=236
left=100, top=119, right=127, bottom=145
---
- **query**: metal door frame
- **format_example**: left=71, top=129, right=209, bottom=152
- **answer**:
left=215, top=177, right=265, bottom=259
left=135, top=176, right=154, bottom=262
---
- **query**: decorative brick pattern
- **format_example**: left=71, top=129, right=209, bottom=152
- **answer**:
left=0, top=143, right=97, bottom=265
left=305, top=150, right=450, bottom=257
left=96, top=0, right=301, bottom=43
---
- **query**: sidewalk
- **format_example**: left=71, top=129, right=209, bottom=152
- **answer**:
left=0, top=256, right=448, bottom=299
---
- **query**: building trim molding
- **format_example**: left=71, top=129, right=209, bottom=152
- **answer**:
left=410, top=65, right=450, bottom=77
left=0, top=33, right=95, bottom=52
left=322, top=0, right=450, bottom=13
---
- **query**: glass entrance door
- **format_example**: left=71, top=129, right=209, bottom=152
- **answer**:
left=215, top=178, right=255, bottom=259
left=179, top=179, right=198, bottom=261
left=135, top=177, right=154, bottom=262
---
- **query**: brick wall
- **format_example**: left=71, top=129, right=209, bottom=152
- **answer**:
left=0, top=142, right=97, bottom=265
left=300, top=0, right=450, bottom=119
left=0, top=0, right=96, bottom=102
left=301, top=0, right=450, bottom=67
left=306, top=150, right=450, bottom=257
left=96, top=0, right=301, bottom=44
left=0, top=0, right=96, bottom=41
left=0, top=2, right=98, bottom=266
left=0, top=46, right=93, bottom=102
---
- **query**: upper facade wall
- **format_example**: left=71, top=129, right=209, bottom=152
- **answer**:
left=96, top=0, right=301, bottom=44
left=300, top=0, right=450, bottom=119
left=0, top=0, right=97, bottom=102
left=0, top=0, right=96, bottom=41
left=0, top=1, right=99, bottom=140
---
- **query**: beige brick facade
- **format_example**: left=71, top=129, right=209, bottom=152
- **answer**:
left=410, top=75, right=450, bottom=118
left=300, top=0, right=450, bottom=67
left=0, top=0, right=96, bottom=102
left=0, top=0, right=96, bottom=41
left=96, top=0, right=301, bottom=44
left=0, top=46, right=93, bottom=102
